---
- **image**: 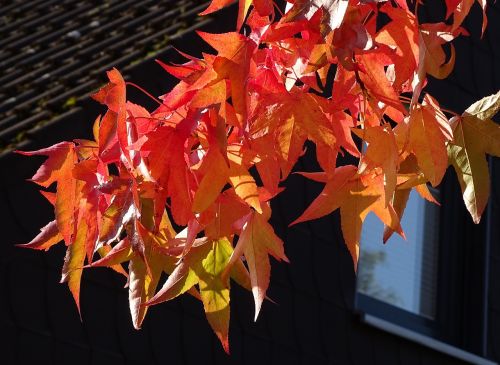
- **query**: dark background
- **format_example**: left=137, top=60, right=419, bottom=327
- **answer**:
left=1, top=2, right=499, bottom=364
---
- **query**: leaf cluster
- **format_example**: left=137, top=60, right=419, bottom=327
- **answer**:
left=17, top=0, right=500, bottom=352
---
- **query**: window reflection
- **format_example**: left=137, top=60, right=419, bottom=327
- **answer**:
left=357, top=189, right=439, bottom=319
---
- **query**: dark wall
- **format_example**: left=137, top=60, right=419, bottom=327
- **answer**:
left=1, top=3, right=499, bottom=365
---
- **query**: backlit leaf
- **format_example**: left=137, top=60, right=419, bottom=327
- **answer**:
left=448, top=92, right=500, bottom=223
left=228, top=210, right=288, bottom=320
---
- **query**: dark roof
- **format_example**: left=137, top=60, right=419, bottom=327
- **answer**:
left=0, top=0, right=212, bottom=150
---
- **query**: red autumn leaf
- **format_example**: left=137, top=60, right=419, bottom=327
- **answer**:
left=200, top=0, right=252, bottom=30
left=356, top=52, right=407, bottom=114
left=197, top=31, right=257, bottom=122
left=17, top=220, right=62, bottom=251
left=142, top=115, right=197, bottom=226
left=17, top=142, right=78, bottom=244
left=60, top=203, right=88, bottom=314
left=203, top=189, right=252, bottom=239
left=449, top=0, right=487, bottom=36
left=94, top=241, right=131, bottom=277
left=252, top=91, right=337, bottom=178
left=284, top=0, right=350, bottom=32
left=419, top=23, right=462, bottom=80
left=383, top=154, right=437, bottom=242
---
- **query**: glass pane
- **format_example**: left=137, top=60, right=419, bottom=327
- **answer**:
left=357, top=189, right=439, bottom=319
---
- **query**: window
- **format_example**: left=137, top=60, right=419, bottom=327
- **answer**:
left=358, top=189, right=439, bottom=319
left=355, top=179, right=496, bottom=365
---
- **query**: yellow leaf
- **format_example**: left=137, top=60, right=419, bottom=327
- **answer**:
left=198, top=238, right=233, bottom=353
left=447, top=91, right=500, bottom=223
left=464, top=90, right=500, bottom=121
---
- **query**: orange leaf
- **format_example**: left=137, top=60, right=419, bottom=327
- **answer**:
left=227, top=210, right=288, bottom=320
left=408, top=96, right=452, bottom=186
left=290, top=165, right=358, bottom=225
left=356, top=52, right=407, bottom=114
left=17, top=142, right=78, bottom=244
left=61, top=215, right=88, bottom=315
left=252, top=92, right=337, bottom=178
left=352, top=125, right=399, bottom=206
left=227, top=147, right=262, bottom=213
left=192, top=147, right=230, bottom=213
left=339, top=175, right=404, bottom=270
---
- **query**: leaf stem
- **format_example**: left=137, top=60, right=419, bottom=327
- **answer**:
left=399, top=95, right=460, bottom=116
left=126, top=82, right=162, bottom=106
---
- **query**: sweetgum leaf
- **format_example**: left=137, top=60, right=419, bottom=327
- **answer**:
left=128, top=222, right=176, bottom=329
left=252, top=92, right=336, bottom=178
left=17, top=220, right=62, bottom=251
left=227, top=146, right=262, bottom=213
left=292, top=169, right=403, bottom=269
left=145, top=250, right=200, bottom=306
left=17, top=142, right=78, bottom=245
left=192, top=147, right=230, bottom=213
left=375, top=5, right=418, bottom=91
left=408, top=96, right=452, bottom=187
left=448, top=91, right=500, bottom=223
left=464, top=90, right=500, bottom=120
left=197, top=32, right=256, bottom=122
left=419, top=23, right=459, bottom=80
left=147, top=237, right=234, bottom=353
left=61, top=214, right=88, bottom=314
left=200, top=0, right=252, bottom=29
left=356, top=52, right=407, bottom=114
left=285, top=0, right=349, bottom=32
left=197, top=238, right=233, bottom=353
left=383, top=155, right=437, bottom=242
left=18, top=0, right=496, bottom=353
left=449, top=0, right=487, bottom=36
left=339, top=175, right=404, bottom=270
left=204, top=190, right=252, bottom=239
left=352, top=126, right=399, bottom=206
left=16, top=142, right=75, bottom=188
left=91, top=239, right=133, bottom=269
left=128, top=255, right=150, bottom=329
left=95, top=243, right=130, bottom=277
left=228, top=210, right=288, bottom=321
left=290, top=165, right=358, bottom=225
